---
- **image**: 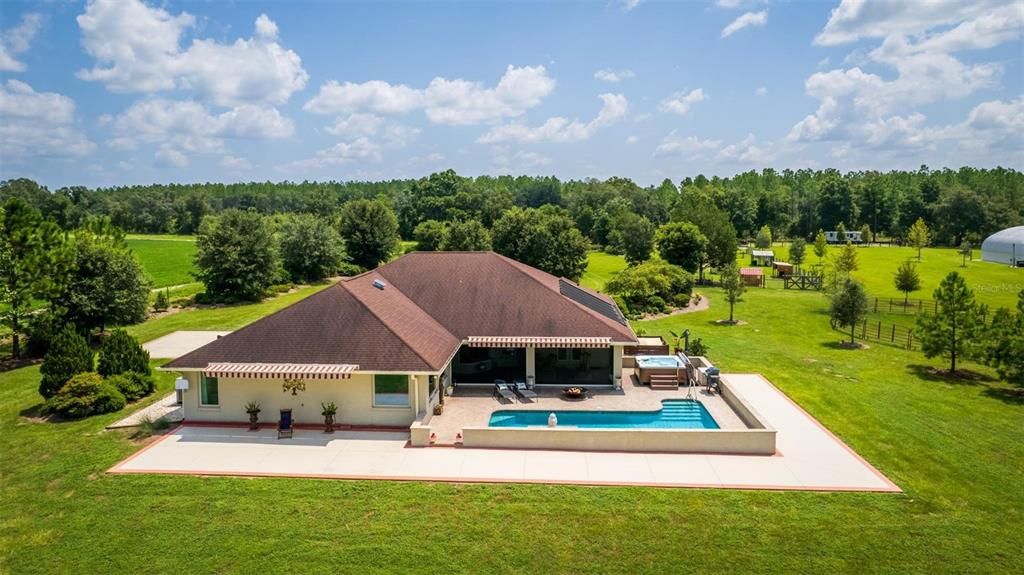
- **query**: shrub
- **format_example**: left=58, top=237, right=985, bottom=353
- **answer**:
left=605, top=261, right=694, bottom=316
left=135, top=414, right=172, bottom=438
left=47, top=372, right=126, bottom=419
left=107, top=372, right=155, bottom=402
left=687, top=338, right=710, bottom=356
left=153, top=289, right=169, bottom=312
left=672, top=293, right=691, bottom=308
left=97, top=329, right=151, bottom=377
left=26, top=311, right=61, bottom=358
left=39, top=325, right=93, bottom=399
left=336, top=262, right=364, bottom=277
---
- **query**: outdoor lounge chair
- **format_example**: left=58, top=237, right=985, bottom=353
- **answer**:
left=493, top=381, right=515, bottom=403
left=513, top=380, right=538, bottom=402
left=278, top=408, right=294, bottom=439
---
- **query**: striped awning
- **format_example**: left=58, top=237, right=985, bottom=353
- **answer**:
left=466, top=336, right=612, bottom=348
left=203, top=363, right=358, bottom=380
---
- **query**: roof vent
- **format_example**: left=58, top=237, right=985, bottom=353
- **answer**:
left=372, top=279, right=387, bottom=290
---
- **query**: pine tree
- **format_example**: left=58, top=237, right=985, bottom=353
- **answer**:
left=834, top=241, right=859, bottom=276
left=39, top=325, right=93, bottom=399
left=830, top=279, right=870, bottom=345
left=97, top=329, right=151, bottom=377
left=917, top=272, right=984, bottom=374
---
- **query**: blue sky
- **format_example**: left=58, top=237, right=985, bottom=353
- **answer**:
left=0, top=0, right=1021, bottom=188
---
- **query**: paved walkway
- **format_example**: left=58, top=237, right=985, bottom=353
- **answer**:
left=110, top=374, right=900, bottom=492
left=107, top=393, right=183, bottom=429
left=144, top=330, right=231, bottom=359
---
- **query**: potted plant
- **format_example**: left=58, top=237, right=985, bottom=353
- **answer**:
left=244, top=401, right=261, bottom=431
left=321, top=401, right=337, bottom=433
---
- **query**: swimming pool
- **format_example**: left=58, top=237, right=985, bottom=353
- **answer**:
left=488, top=400, right=719, bottom=429
left=635, top=355, right=686, bottom=368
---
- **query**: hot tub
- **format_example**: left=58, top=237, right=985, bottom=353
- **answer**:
left=635, top=354, right=689, bottom=385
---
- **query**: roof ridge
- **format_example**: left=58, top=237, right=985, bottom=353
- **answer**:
left=340, top=275, right=458, bottom=371
left=492, top=253, right=634, bottom=337
left=165, top=281, right=344, bottom=368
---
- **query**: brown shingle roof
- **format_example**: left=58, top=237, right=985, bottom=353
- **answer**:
left=165, top=251, right=636, bottom=372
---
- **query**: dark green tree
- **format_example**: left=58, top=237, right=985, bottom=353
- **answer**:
left=440, top=219, right=491, bottom=251
left=39, top=325, right=93, bottom=399
left=413, top=220, right=447, bottom=251
left=917, top=272, right=984, bottom=373
left=830, top=279, right=870, bottom=345
left=0, top=198, right=71, bottom=357
left=97, top=329, right=151, bottom=377
left=195, top=209, right=279, bottom=301
left=491, top=207, right=589, bottom=281
left=754, top=225, right=772, bottom=249
left=278, top=214, right=344, bottom=283
left=54, top=232, right=150, bottom=333
left=656, top=222, right=707, bottom=273
left=676, top=198, right=736, bottom=282
left=338, top=199, right=400, bottom=269
left=617, top=213, right=655, bottom=265
left=984, top=290, right=1024, bottom=385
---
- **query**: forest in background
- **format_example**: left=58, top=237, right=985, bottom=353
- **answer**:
left=2, top=165, right=1022, bottom=247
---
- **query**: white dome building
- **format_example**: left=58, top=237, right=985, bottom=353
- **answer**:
left=981, top=226, right=1024, bottom=267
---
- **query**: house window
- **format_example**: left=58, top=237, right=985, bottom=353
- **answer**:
left=200, top=375, right=219, bottom=406
left=374, top=374, right=410, bottom=407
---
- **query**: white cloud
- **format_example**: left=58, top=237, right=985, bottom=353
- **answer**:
left=0, top=13, right=42, bottom=72
left=477, top=93, right=628, bottom=144
left=658, top=88, right=706, bottom=115
left=286, top=138, right=384, bottom=170
left=220, top=155, right=253, bottom=170
left=755, top=86, right=768, bottom=96
left=325, top=113, right=385, bottom=138
left=715, top=0, right=744, bottom=8
left=625, top=135, right=638, bottom=145
left=304, top=65, right=555, bottom=126
left=721, top=11, right=767, bottom=38
left=154, top=148, right=188, bottom=168
left=0, top=80, right=95, bottom=160
left=654, top=131, right=721, bottom=157
left=594, top=69, right=635, bottom=83
left=622, top=0, right=644, bottom=12
left=814, top=0, right=1012, bottom=46
left=77, top=0, right=308, bottom=107
left=491, top=147, right=552, bottom=172
left=716, top=133, right=772, bottom=163
left=106, top=99, right=293, bottom=167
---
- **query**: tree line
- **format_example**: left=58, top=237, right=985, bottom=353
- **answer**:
left=3, top=165, right=1021, bottom=246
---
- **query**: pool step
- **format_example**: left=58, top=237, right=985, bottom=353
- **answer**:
left=649, top=374, right=680, bottom=390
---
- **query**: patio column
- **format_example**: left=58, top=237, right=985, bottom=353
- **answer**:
left=412, top=375, right=420, bottom=416
left=612, top=346, right=623, bottom=388
left=525, top=346, right=536, bottom=384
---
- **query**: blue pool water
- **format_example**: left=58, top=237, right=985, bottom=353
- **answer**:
left=636, top=355, right=686, bottom=368
left=488, top=400, right=719, bottom=429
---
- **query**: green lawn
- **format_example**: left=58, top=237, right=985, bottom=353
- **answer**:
left=1, top=251, right=1023, bottom=573
left=580, top=250, right=628, bottom=292
left=126, top=236, right=198, bottom=288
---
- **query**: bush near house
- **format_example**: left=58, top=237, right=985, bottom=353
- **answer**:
left=38, top=325, right=93, bottom=399
left=97, top=329, right=151, bottom=377
left=605, top=261, right=694, bottom=317
left=46, top=372, right=126, bottom=419
left=105, top=372, right=155, bottom=403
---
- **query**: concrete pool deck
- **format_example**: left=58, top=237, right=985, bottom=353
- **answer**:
left=110, top=374, right=900, bottom=492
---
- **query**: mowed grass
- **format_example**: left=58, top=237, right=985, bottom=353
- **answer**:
left=580, top=250, right=628, bottom=291
left=126, top=236, right=197, bottom=288
left=2, top=250, right=1024, bottom=573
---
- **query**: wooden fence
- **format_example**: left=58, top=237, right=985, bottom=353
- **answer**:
left=871, top=296, right=937, bottom=315
left=835, top=319, right=918, bottom=350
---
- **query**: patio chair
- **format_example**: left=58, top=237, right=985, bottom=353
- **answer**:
left=493, top=381, right=515, bottom=403
left=278, top=408, right=294, bottom=439
left=513, top=380, right=538, bottom=403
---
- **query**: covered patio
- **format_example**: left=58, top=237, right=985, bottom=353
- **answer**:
left=450, top=336, right=622, bottom=389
